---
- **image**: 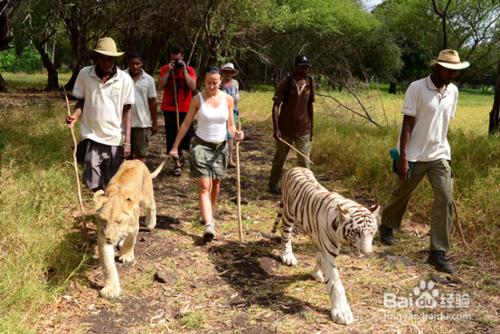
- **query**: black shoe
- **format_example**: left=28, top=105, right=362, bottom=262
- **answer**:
left=268, top=184, right=281, bottom=195
left=427, top=250, right=454, bottom=273
left=379, top=226, right=394, bottom=245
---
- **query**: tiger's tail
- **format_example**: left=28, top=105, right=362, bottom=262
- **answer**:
left=271, top=201, right=283, bottom=233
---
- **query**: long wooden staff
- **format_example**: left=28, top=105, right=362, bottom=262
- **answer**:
left=171, top=70, right=180, bottom=130
left=64, top=87, right=84, bottom=214
left=278, top=137, right=314, bottom=166
left=236, top=119, right=243, bottom=242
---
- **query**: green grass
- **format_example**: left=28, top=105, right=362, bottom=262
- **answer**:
left=1, top=72, right=72, bottom=89
left=0, top=74, right=498, bottom=332
left=0, top=101, right=91, bottom=332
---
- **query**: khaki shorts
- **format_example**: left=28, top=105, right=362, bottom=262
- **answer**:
left=131, top=127, right=150, bottom=158
left=189, top=136, right=228, bottom=179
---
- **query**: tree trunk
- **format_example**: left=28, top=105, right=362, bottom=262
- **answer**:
left=0, top=72, right=5, bottom=92
left=34, top=42, right=59, bottom=90
left=489, top=60, right=500, bottom=135
left=63, top=20, right=91, bottom=91
left=388, top=81, right=397, bottom=94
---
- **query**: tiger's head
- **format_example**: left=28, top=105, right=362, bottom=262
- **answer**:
left=338, top=204, right=380, bottom=254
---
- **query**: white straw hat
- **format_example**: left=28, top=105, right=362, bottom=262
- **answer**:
left=431, top=49, right=469, bottom=70
left=221, top=63, right=239, bottom=75
left=93, top=37, right=124, bottom=57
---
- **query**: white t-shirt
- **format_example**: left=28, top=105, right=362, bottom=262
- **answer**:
left=196, top=92, right=229, bottom=143
left=124, top=69, right=157, bottom=128
left=72, top=66, right=135, bottom=146
left=398, top=76, right=458, bottom=162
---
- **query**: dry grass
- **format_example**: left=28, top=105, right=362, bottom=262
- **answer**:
left=1, top=86, right=498, bottom=333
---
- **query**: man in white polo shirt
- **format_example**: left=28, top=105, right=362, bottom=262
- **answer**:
left=379, top=50, right=469, bottom=273
left=125, top=51, right=157, bottom=161
left=66, top=37, right=135, bottom=191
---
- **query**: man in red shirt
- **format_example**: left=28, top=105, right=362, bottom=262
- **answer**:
left=159, top=46, right=197, bottom=176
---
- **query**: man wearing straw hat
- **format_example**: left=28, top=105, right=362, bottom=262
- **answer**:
left=158, top=46, right=197, bottom=176
left=379, top=49, right=469, bottom=273
left=268, top=55, right=315, bottom=194
left=66, top=37, right=135, bottom=191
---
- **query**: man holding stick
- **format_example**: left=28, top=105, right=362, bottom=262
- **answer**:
left=268, top=55, right=315, bottom=194
left=379, top=50, right=469, bottom=273
left=66, top=37, right=135, bottom=192
left=158, top=46, right=197, bottom=176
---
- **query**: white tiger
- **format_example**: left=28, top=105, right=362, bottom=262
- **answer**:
left=273, top=167, right=380, bottom=325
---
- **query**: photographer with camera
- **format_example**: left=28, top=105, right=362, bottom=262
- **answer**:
left=159, top=46, right=197, bottom=176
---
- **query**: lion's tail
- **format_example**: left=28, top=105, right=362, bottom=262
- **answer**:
left=150, top=161, right=165, bottom=179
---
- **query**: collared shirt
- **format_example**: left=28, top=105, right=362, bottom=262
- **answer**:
left=72, top=65, right=135, bottom=146
left=124, top=69, right=157, bottom=128
left=398, top=76, right=459, bottom=162
left=273, top=76, right=314, bottom=137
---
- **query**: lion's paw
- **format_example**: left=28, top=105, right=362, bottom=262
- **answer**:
left=330, top=301, right=354, bottom=325
left=118, top=252, right=135, bottom=263
left=145, top=215, right=156, bottom=231
left=281, top=251, right=298, bottom=266
left=100, top=284, right=121, bottom=299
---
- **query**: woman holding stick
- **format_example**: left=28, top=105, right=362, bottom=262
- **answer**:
left=168, top=66, right=244, bottom=242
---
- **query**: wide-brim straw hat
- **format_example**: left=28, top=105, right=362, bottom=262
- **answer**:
left=93, top=37, right=124, bottom=57
left=431, top=49, right=469, bottom=70
left=221, top=62, right=239, bottom=75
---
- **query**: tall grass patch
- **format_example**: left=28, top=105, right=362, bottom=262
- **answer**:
left=0, top=103, right=90, bottom=332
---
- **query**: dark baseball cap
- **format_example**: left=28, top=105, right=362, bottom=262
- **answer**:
left=294, top=55, right=311, bottom=67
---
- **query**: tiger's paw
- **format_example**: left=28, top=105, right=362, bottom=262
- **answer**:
left=312, top=267, right=325, bottom=282
left=281, top=252, right=298, bottom=266
left=330, top=302, right=354, bottom=325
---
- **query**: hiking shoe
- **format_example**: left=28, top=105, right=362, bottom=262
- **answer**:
left=268, top=184, right=281, bottom=195
left=379, top=226, right=394, bottom=245
left=428, top=250, right=454, bottom=273
left=203, top=223, right=215, bottom=242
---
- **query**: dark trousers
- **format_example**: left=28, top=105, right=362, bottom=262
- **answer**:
left=163, top=111, right=193, bottom=153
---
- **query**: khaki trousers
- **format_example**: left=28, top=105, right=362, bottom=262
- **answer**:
left=269, top=134, right=311, bottom=187
left=381, top=159, right=453, bottom=252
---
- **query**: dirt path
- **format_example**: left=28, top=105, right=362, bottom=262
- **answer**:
left=36, top=115, right=498, bottom=334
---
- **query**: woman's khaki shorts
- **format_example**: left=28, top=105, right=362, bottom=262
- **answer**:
left=189, top=136, right=228, bottom=179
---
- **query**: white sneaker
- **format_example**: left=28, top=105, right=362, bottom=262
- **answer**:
left=203, top=223, right=215, bottom=242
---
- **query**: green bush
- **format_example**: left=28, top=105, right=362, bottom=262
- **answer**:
left=0, top=45, right=42, bottom=73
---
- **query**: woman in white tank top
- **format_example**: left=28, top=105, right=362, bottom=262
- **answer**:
left=169, top=66, right=244, bottom=242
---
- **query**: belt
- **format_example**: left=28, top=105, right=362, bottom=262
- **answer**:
left=194, top=135, right=226, bottom=150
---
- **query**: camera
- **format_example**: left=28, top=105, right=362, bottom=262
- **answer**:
left=174, top=59, right=184, bottom=69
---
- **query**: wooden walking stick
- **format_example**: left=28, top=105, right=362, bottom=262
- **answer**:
left=278, top=137, right=314, bottom=166
left=236, top=119, right=243, bottom=242
left=64, top=87, right=84, bottom=214
left=171, top=70, right=180, bottom=130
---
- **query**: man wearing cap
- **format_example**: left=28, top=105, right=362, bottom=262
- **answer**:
left=379, top=49, right=470, bottom=273
left=268, top=55, right=315, bottom=194
left=158, top=46, right=197, bottom=176
left=66, top=37, right=135, bottom=191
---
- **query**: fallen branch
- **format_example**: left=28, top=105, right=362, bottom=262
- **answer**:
left=317, top=93, right=382, bottom=128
